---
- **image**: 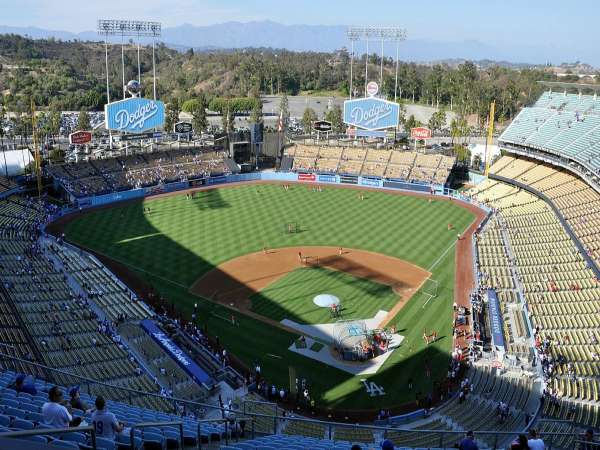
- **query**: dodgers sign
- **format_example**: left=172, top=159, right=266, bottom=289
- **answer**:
left=343, top=97, right=400, bottom=131
left=105, top=97, right=165, bottom=133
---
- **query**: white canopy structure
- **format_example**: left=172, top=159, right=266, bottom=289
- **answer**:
left=0, top=149, right=33, bottom=176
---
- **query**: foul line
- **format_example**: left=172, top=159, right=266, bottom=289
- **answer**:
left=428, top=240, right=457, bottom=272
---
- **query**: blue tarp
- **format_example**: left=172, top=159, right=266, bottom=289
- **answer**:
left=140, top=319, right=213, bottom=386
left=487, top=288, right=506, bottom=352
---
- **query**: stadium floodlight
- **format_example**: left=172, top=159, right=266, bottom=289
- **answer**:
left=97, top=19, right=161, bottom=37
left=97, top=19, right=162, bottom=103
left=346, top=26, right=407, bottom=101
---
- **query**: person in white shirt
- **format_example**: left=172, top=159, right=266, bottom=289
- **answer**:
left=42, top=386, right=82, bottom=428
left=91, top=396, right=125, bottom=441
left=527, top=429, right=545, bottom=450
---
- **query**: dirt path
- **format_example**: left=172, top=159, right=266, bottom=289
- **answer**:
left=190, top=246, right=430, bottom=329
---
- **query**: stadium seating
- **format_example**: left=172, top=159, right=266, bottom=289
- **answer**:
left=45, top=147, right=230, bottom=197
left=0, top=368, right=227, bottom=448
left=284, top=145, right=455, bottom=185
left=468, top=163, right=600, bottom=430
left=500, top=91, right=600, bottom=175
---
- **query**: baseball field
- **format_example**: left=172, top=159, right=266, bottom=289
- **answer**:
left=60, top=182, right=478, bottom=413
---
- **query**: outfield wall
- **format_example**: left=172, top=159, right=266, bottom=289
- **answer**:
left=70, top=171, right=489, bottom=215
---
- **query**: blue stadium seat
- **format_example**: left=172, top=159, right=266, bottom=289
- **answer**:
left=0, top=415, right=9, bottom=427
left=95, top=436, right=116, bottom=450
left=20, top=434, right=48, bottom=444
left=4, top=407, right=25, bottom=419
left=0, top=398, right=19, bottom=408
left=11, top=418, right=34, bottom=430
left=61, top=432, right=87, bottom=444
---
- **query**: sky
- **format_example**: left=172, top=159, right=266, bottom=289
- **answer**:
left=1, top=0, right=599, bottom=62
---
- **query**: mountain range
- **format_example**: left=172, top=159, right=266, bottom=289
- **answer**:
left=0, top=20, right=592, bottom=67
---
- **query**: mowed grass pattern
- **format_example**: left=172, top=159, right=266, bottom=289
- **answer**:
left=251, top=266, right=398, bottom=324
left=64, top=183, right=475, bottom=411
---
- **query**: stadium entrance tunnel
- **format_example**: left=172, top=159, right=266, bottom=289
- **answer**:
left=47, top=182, right=482, bottom=417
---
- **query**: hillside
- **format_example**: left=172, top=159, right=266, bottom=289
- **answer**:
left=0, top=33, right=572, bottom=127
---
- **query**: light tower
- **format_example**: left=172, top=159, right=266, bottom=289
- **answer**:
left=346, top=26, right=406, bottom=100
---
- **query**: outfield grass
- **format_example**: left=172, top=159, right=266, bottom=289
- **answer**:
left=64, top=183, right=474, bottom=411
left=251, top=266, right=398, bottom=324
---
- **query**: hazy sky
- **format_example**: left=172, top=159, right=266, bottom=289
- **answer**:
left=1, top=0, right=598, bottom=55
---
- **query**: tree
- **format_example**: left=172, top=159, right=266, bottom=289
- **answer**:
left=249, top=90, right=263, bottom=124
left=301, top=107, right=317, bottom=133
left=77, top=109, right=90, bottom=130
left=191, top=95, right=208, bottom=133
left=403, top=114, right=421, bottom=132
left=428, top=109, right=447, bottom=134
left=324, top=105, right=344, bottom=133
left=279, top=92, right=289, bottom=128
left=165, top=98, right=180, bottom=132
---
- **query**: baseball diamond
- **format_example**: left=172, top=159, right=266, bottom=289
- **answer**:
left=55, top=181, right=481, bottom=412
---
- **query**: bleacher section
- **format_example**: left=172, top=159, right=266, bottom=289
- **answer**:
left=469, top=157, right=600, bottom=431
left=284, top=144, right=455, bottom=185
left=0, top=176, right=17, bottom=195
left=46, top=148, right=229, bottom=197
left=500, top=90, right=600, bottom=174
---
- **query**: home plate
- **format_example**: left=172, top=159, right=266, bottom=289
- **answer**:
left=282, top=311, right=404, bottom=376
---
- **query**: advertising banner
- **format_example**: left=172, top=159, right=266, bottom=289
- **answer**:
left=318, top=174, right=337, bottom=183
left=141, top=320, right=212, bottom=386
left=298, top=173, right=316, bottom=182
left=343, top=97, right=400, bottom=131
left=69, top=131, right=92, bottom=145
left=410, top=127, right=433, bottom=140
left=339, top=175, right=358, bottom=185
left=174, top=121, right=193, bottom=134
left=360, top=177, right=381, bottom=187
left=487, top=289, right=506, bottom=352
left=105, top=97, right=165, bottom=132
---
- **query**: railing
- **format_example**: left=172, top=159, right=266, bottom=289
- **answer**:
left=0, top=353, right=584, bottom=449
left=0, top=353, right=224, bottom=418
left=237, top=410, right=576, bottom=450
left=196, top=417, right=255, bottom=450
left=129, top=420, right=184, bottom=449
left=0, top=425, right=97, bottom=449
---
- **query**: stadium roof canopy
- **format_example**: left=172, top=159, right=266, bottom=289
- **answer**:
left=538, top=81, right=600, bottom=94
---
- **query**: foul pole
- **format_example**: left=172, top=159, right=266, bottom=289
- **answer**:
left=484, top=101, right=495, bottom=177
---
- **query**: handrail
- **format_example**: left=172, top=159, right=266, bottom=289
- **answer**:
left=0, top=425, right=97, bottom=449
left=0, top=352, right=223, bottom=415
left=129, top=420, right=183, bottom=450
left=196, top=417, right=255, bottom=450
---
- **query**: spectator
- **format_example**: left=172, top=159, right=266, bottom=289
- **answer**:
left=69, top=386, right=89, bottom=412
left=91, top=396, right=126, bottom=440
left=510, top=434, right=529, bottom=450
left=580, top=429, right=597, bottom=450
left=11, top=374, right=37, bottom=395
left=381, top=439, right=394, bottom=450
left=527, top=429, right=545, bottom=450
left=459, top=430, right=479, bottom=450
left=42, top=386, right=82, bottom=427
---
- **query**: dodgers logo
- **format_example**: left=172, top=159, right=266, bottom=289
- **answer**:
left=343, top=97, right=399, bottom=131
left=361, top=379, right=386, bottom=397
left=105, top=98, right=165, bottom=132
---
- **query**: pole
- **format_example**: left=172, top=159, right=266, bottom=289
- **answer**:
left=121, top=33, right=126, bottom=99
left=104, top=37, right=113, bottom=150
left=394, top=40, right=400, bottom=102
left=152, top=39, right=157, bottom=100
left=349, top=40, right=354, bottom=100
left=137, top=39, right=141, bottom=85
left=484, top=100, right=495, bottom=177
left=380, top=39, right=384, bottom=93
left=364, top=37, right=369, bottom=97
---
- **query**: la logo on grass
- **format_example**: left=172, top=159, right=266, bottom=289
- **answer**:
left=361, top=379, right=385, bottom=397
